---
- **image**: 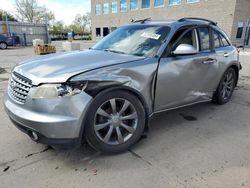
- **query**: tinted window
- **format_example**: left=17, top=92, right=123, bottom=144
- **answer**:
left=213, top=30, right=221, bottom=48
left=221, top=34, right=230, bottom=46
left=213, top=29, right=230, bottom=48
left=198, top=27, right=210, bottom=51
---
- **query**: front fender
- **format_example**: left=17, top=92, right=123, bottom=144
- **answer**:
left=69, top=59, right=158, bottom=115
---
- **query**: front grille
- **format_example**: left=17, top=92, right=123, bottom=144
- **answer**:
left=8, top=72, right=32, bottom=104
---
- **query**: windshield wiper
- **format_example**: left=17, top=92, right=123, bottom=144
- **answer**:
left=104, top=49, right=125, bottom=54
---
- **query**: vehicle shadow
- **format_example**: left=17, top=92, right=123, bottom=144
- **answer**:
left=52, top=100, right=225, bottom=169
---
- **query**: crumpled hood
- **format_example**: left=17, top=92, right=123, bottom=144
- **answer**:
left=14, top=49, right=144, bottom=85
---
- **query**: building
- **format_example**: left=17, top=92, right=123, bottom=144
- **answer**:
left=91, top=0, right=250, bottom=46
left=0, top=21, right=48, bottom=45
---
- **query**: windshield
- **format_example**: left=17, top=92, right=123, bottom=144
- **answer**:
left=93, top=25, right=171, bottom=57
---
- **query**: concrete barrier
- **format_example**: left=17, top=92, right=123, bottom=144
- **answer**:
left=62, top=41, right=81, bottom=52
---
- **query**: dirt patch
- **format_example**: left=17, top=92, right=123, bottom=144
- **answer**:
left=179, top=113, right=197, bottom=121
left=25, top=146, right=51, bottom=158
left=2, top=166, right=10, bottom=172
left=0, top=67, right=6, bottom=74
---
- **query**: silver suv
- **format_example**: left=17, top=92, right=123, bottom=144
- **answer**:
left=4, top=18, right=241, bottom=153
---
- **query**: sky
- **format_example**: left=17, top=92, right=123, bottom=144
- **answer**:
left=0, top=0, right=91, bottom=25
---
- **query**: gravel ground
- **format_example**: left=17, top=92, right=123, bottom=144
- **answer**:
left=0, top=46, right=250, bottom=188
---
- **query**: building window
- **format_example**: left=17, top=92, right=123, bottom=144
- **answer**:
left=95, top=4, right=102, bottom=15
left=236, top=21, right=244, bottom=39
left=120, top=0, right=127, bottom=12
left=169, top=0, right=181, bottom=5
left=130, top=0, right=138, bottom=10
left=142, top=0, right=150, bottom=9
left=96, top=28, right=101, bottom=37
left=103, top=3, right=109, bottom=14
left=187, top=0, right=200, bottom=3
left=111, top=1, right=118, bottom=13
left=103, top=27, right=109, bottom=37
left=154, top=0, right=164, bottom=7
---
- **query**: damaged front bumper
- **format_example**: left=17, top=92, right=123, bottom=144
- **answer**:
left=3, top=89, right=93, bottom=148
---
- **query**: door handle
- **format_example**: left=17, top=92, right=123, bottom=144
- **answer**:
left=203, top=58, right=217, bottom=64
left=224, top=52, right=230, bottom=58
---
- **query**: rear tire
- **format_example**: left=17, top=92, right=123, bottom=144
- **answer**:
left=0, top=42, right=7, bottom=49
left=85, top=90, right=146, bottom=154
left=212, top=68, right=237, bottom=105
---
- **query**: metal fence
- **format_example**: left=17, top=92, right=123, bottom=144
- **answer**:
left=0, top=21, right=48, bottom=45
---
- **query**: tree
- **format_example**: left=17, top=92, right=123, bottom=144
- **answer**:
left=0, top=10, right=18, bottom=22
left=15, top=0, right=55, bottom=23
left=50, top=21, right=65, bottom=34
left=72, top=12, right=91, bottom=33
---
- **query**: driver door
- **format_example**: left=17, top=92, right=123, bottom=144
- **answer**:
left=154, top=27, right=219, bottom=112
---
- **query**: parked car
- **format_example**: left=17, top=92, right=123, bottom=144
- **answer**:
left=0, top=34, right=20, bottom=49
left=4, top=18, right=241, bottom=153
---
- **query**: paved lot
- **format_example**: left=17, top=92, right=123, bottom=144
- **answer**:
left=0, top=47, right=250, bottom=188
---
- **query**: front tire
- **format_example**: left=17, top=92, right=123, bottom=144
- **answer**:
left=213, top=68, right=237, bottom=105
left=0, top=42, right=7, bottom=49
left=85, top=90, right=146, bottom=154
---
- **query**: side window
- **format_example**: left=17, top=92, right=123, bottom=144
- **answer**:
left=165, top=28, right=198, bottom=56
left=213, top=29, right=230, bottom=48
left=220, top=34, right=230, bottom=47
left=213, top=30, right=221, bottom=48
left=175, top=29, right=198, bottom=49
left=197, top=27, right=210, bottom=51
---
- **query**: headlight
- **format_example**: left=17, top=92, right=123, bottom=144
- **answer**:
left=31, top=82, right=87, bottom=99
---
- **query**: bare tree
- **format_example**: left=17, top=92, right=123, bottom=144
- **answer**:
left=15, top=0, right=54, bottom=23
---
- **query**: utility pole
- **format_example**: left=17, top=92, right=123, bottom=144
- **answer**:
left=5, top=11, right=10, bottom=36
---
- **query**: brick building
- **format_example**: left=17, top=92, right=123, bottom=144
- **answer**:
left=91, top=0, right=250, bottom=46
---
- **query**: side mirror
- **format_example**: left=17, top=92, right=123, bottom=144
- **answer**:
left=172, top=44, right=198, bottom=55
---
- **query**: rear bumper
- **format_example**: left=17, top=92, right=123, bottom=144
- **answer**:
left=4, top=90, right=93, bottom=148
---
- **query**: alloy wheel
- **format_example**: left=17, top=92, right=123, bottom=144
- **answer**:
left=0, top=43, right=7, bottom=49
left=94, top=98, right=138, bottom=145
left=221, top=71, right=234, bottom=100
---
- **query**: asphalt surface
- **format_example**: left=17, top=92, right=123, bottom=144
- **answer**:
left=0, top=46, right=250, bottom=188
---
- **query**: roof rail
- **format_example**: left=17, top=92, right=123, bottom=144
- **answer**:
left=178, top=17, right=217, bottom=26
left=131, top=18, right=151, bottom=23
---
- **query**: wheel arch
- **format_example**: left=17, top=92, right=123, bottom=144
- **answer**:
left=79, top=85, right=150, bottom=144
left=229, top=64, right=239, bottom=87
